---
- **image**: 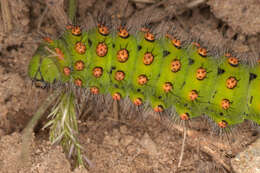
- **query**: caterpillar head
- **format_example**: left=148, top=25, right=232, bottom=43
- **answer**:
left=28, top=45, right=61, bottom=87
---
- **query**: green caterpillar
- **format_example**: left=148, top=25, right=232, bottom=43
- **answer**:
left=28, top=24, right=260, bottom=128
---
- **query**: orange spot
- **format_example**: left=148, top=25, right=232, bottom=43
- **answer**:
left=63, top=67, right=70, bottom=76
left=118, top=26, right=129, bottom=38
left=198, top=47, right=207, bottom=57
left=90, top=86, right=99, bottom=94
left=137, top=75, right=148, bottom=85
left=180, top=113, right=190, bottom=120
left=74, top=78, right=82, bottom=87
left=75, top=42, right=86, bottom=54
left=43, top=37, right=53, bottom=43
left=221, top=99, right=230, bottom=110
left=144, top=32, right=155, bottom=42
left=172, top=39, right=181, bottom=48
left=171, top=59, right=181, bottom=72
left=154, top=105, right=164, bottom=112
left=74, top=60, right=85, bottom=71
left=163, top=82, right=173, bottom=93
left=92, top=67, right=103, bottom=78
left=112, top=93, right=121, bottom=101
left=218, top=120, right=228, bottom=128
left=71, top=26, right=81, bottom=36
left=226, top=77, right=237, bottom=89
left=114, top=71, right=125, bottom=81
left=55, top=48, right=64, bottom=60
left=98, top=24, right=109, bottom=36
left=133, top=98, right=142, bottom=106
left=196, top=68, right=207, bottom=80
left=117, top=49, right=129, bottom=63
left=228, top=57, right=239, bottom=66
left=165, top=34, right=181, bottom=48
left=189, top=90, right=198, bottom=101
left=96, top=43, right=108, bottom=57
left=143, top=52, right=154, bottom=65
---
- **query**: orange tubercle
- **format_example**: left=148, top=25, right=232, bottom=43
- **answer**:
left=198, top=47, right=207, bottom=57
left=114, top=71, right=125, bottom=81
left=96, top=42, right=108, bottom=57
left=228, top=57, right=239, bottom=66
left=218, top=120, right=228, bottom=128
left=144, top=32, right=155, bottom=42
left=221, top=99, right=230, bottom=110
left=117, top=49, right=129, bottom=63
left=112, top=93, right=121, bottom=101
left=154, top=105, right=164, bottom=112
left=55, top=48, right=64, bottom=60
left=43, top=37, right=53, bottom=43
left=137, top=75, right=148, bottom=85
left=74, top=78, right=82, bottom=87
left=75, top=42, right=86, bottom=54
left=90, top=87, right=99, bottom=94
left=226, top=77, right=237, bottom=89
left=180, top=113, right=190, bottom=120
left=196, top=67, right=207, bottom=80
left=171, top=59, right=181, bottom=72
left=71, top=26, right=81, bottom=36
left=118, top=26, right=129, bottom=38
left=172, top=39, right=181, bottom=48
left=163, top=82, right=173, bottom=93
left=188, top=90, right=198, bottom=101
left=143, top=52, right=154, bottom=65
left=74, top=60, right=85, bottom=71
left=63, top=67, right=71, bottom=76
left=98, top=24, right=109, bottom=36
left=133, top=98, right=142, bottom=106
left=92, top=67, right=103, bottom=78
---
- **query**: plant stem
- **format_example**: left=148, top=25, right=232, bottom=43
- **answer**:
left=68, top=0, right=76, bottom=24
left=20, top=89, right=62, bottom=167
left=0, top=0, right=13, bottom=32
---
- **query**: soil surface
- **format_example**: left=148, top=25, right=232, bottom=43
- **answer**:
left=0, top=0, right=260, bottom=173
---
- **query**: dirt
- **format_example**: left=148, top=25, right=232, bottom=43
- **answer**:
left=0, top=0, right=259, bottom=173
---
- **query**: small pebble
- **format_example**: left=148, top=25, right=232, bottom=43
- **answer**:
left=231, top=138, right=260, bottom=173
left=120, top=135, right=134, bottom=146
left=140, top=132, right=157, bottom=156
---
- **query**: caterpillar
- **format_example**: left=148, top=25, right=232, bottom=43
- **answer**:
left=28, top=22, right=260, bottom=129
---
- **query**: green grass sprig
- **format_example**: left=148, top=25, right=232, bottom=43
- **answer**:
left=43, top=89, right=85, bottom=167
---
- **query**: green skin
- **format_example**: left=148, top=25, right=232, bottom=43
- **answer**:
left=28, top=27, right=260, bottom=126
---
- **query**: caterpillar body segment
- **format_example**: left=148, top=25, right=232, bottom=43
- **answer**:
left=153, top=37, right=191, bottom=114
left=62, top=27, right=89, bottom=87
left=109, top=27, right=138, bottom=99
left=130, top=31, right=165, bottom=111
left=84, top=27, right=113, bottom=91
left=174, top=45, right=219, bottom=119
left=207, top=56, right=250, bottom=125
left=28, top=25, right=260, bottom=127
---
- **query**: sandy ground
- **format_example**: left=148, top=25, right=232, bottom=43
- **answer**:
left=0, top=0, right=260, bottom=172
